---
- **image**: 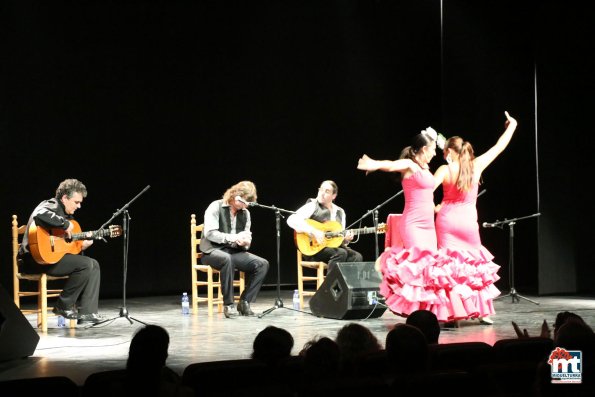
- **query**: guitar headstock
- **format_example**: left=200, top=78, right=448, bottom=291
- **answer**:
left=109, top=225, right=123, bottom=238
left=377, top=223, right=387, bottom=234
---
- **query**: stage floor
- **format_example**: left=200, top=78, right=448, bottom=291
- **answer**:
left=1, top=289, right=595, bottom=386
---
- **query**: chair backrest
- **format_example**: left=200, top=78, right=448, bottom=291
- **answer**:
left=385, top=214, right=403, bottom=249
left=393, top=369, right=477, bottom=396
left=83, top=368, right=128, bottom=397
left=190, top=214, right=203, bottom=267
left=0, top=376, right=79, bottom=396
left=491, top=337, right=554, bottom=364
left=11, top=214, right=26, bottom=303
left=182, top=359, right=267, bottom=397
left=429, top=342, right=493, bottom=372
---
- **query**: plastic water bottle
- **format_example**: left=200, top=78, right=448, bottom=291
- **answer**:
left=57, top=315, right=65, bottom=327
left=181, top=292, right=190, bottom=315
left=292, top=289, right=300, bottom=310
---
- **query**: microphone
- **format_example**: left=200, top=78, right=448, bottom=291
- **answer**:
left=235, top=196, right=257, bottom=207
left=477, top=189, right=486, bottom=198
left=482, top=222, right=497, bottom=228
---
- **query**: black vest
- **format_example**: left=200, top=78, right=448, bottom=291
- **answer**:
left=308, top=198, right=344, bottom=224
left=199, top=201, right=248, bottom=253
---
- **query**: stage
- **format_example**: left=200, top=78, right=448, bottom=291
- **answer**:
left=1, top=289, right=594, bottom=386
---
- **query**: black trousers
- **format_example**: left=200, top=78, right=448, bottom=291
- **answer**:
left=20, top=253, right=101, bottom=314
left=304, top=246, right=363, bottom=274
left=201, top=247, right=269, bottom=305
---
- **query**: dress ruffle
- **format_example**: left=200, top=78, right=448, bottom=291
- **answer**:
left=438, top=247, right=502, bottom=318
left=378, top=247, right=470, bottom=322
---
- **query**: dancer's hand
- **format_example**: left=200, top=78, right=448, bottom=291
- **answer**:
left=504, top=111, right=517, bottom=129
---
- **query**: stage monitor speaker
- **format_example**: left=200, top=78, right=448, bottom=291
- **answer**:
left=0, top=283, right=40, bottom=362
left=309, top=262, right=387, bottom=320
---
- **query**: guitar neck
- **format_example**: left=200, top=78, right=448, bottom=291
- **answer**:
left=70, top=231, right=93, bottom=241
left=327, top=226, right=377, bottom=238
left=349, top=226, right=377, bottom=235
left=71, top=228, right=107, bottom=241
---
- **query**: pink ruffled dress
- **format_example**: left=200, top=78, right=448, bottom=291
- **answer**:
left=379, top=169, right=464, bottom=322
left=435, top=178, right=501, bottom=319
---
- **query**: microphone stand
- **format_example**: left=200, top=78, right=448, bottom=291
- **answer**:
left=91, top=185, right=151, bottom=327
left=247, top=202, right=299, bottom=318
left=347, top=190, right=404, bottom=259
left=487, top=212, right=541, bottom=305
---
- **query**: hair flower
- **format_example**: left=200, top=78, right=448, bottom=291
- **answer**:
left=422, top=127, right=446, bottom=150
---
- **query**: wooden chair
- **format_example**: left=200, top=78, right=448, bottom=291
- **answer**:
left=296, top=250, right=327, bottom=309
left=12, top=214, right=76, bottom=332
left=190, top=214, right=245, bottom=316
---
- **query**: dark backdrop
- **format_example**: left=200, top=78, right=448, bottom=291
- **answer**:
left=2, top=1, right=593, bottom=300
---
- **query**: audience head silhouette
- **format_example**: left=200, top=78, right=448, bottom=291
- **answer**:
left=553, top=311, right=592, bottom=340
left=119, top=324, right=195, bottom=397
left=405, top=309, right=441, bottom=344
left=554, top=319, right=595, bottom=352
left=251, top=325, right=294, bottom=366
left=127, top=324, right=170, bottom=376
left=300, top=336, right=341, bottom=379
left=335, top=322, right=382, bottom=375
left=385, top=323, right=429, bottom=373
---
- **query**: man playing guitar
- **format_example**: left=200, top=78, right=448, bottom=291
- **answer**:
left=19, top=178, right=105, bottom=324
left=287, top=180, right=363, bottom=274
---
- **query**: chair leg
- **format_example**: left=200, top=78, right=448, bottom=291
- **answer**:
left=191, top=268, right=198, bottom=315
left=40, top=274, right=48, bottom=333
left=316, top=265, right=325, bottom=289
left=298, top=266, right=305, bottom=309
left=207, top=269, right=214, bottom=317
left=216, top=282, right=223, bottom=313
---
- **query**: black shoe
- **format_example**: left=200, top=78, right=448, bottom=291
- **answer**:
left=77, top=313, right=105, bottom=324
left=52, top=305, right=78, bottom=320
left=224, top=304, right=238, bottom=318
left=237, top=300, right=255, bottom=316
left=442, top=320, right=460, bottom=329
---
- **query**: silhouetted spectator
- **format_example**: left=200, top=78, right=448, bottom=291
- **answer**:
left=251, top=325, right=294, bottom=367
left=335, top=322, right=382, bottom=376
left=300, top=336, right=341, bottom=380
left=406, top=309, right=441, bottom=344
left=385, top=323, right=429, bottom=375
left=120, top=324, right=194, bottom=397
left=553, top=311, right=592, bottom=340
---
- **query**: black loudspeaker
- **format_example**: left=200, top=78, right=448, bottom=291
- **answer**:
left=309, top=262, right=387, bottom=320
left=0, top=283, right=40, bottom=362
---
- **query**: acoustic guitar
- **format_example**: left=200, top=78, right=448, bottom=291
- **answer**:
left=28, top=220, right=122, bottom=265
left=295, top=219, right=386, bottom=256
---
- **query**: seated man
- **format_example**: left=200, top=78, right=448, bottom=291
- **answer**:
left=287, top=180, right=362, bottom=274
left=18, top=178, right=104, bottom=324
left=199, top=181, right=270, bottom=318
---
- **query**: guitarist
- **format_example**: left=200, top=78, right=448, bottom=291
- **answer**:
left=18, top=178, right=104, bottom=324
left=287, top=180, right=363, bottom=274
